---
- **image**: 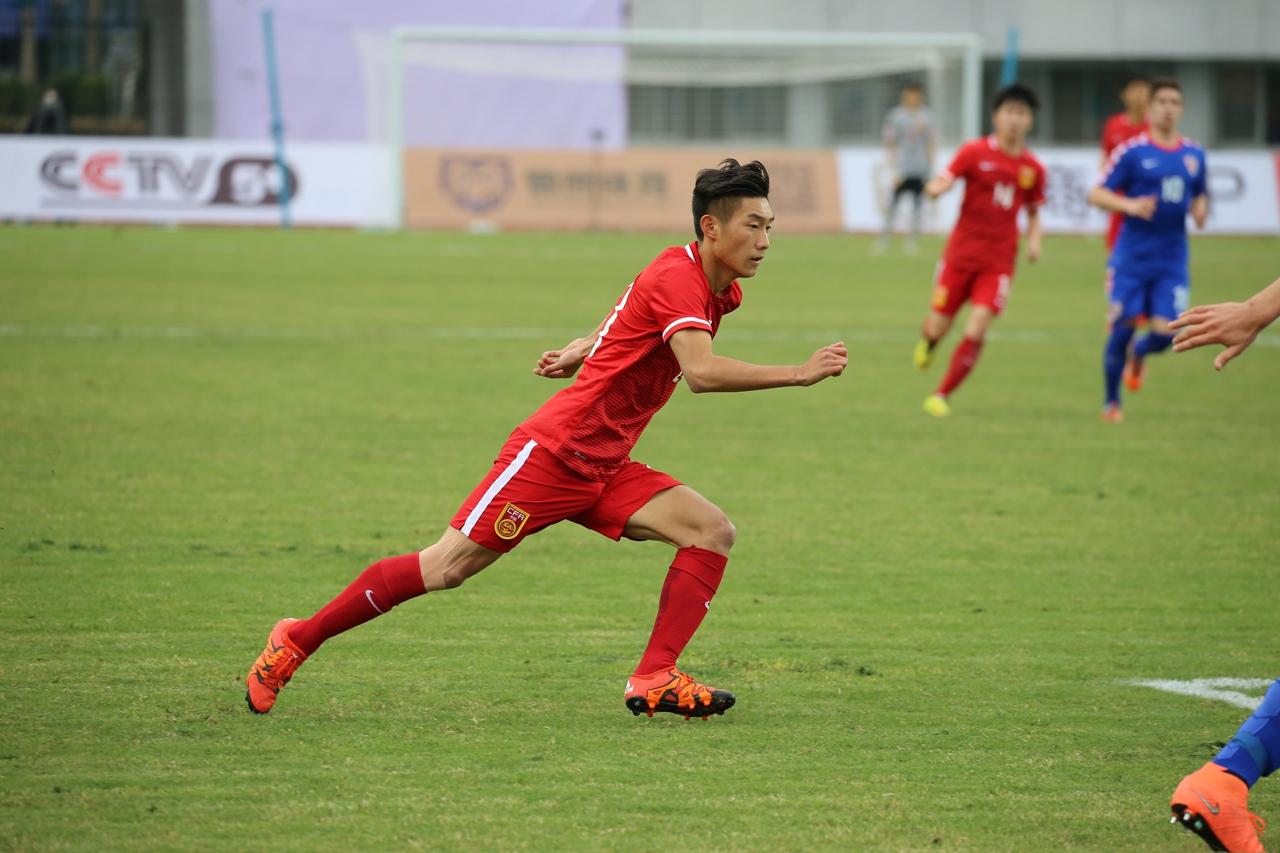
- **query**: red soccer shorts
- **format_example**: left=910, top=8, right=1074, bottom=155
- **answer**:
left=450, top=429, right=682, bottom=553
left=930, top=261, right=1012, bottom=318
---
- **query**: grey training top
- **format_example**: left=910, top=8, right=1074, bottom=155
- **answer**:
left=882, top=106, right=936, bottom=179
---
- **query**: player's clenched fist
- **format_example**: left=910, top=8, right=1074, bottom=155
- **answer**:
left=1125, top=195, right=1159, bottom=221
left=798, top=342, right=848, bottom=385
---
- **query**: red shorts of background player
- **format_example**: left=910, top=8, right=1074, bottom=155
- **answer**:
left=450, top=429, right=682, bottom=553
left=930, top=262, right=1012, bottom=317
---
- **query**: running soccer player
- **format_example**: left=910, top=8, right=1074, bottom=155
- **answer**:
left=913, top=84, right=1045, bottom=418
left=877, top=82, right=936, bottom=255
left=1100, top=75, right=1151, bottom=251
left=1088, top=77, right=1208, bottom=422
left=1165, top=279, right=1279, bottom=853
left=243, top=159, right=848, bottom=720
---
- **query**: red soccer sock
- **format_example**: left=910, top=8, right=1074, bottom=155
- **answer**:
left=937, top=335, right=984, bottom=397
left=287, top=553, right=426, bottom=656
left=634, top=546, right=728, bottom=676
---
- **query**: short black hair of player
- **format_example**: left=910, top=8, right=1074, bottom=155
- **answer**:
left=901, top=81, right=924, bottom=94
left=991, top=83, right=1039, bottom=113
left=1149, top=77, right=1182, bottom=98
left=1121, top=73, right=1151, bottom=90
left=691, top=159, right=770, bottom=240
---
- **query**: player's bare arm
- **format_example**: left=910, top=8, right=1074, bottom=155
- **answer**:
left=1025, top=206, right=1043, bottom=263
left=925, top=172, right=954, bottom=199
left=668, top=329, right=846, bottom=393
left=1190, top=193, right=1209, bottom=229
left=1088, top=185, right=1157, bottom=220
left=1170, top=277, right=1280, bottom=369
left=533, top=316, right=609, bottom=379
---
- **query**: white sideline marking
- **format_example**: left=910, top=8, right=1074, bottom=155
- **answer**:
left=1124, top=678, right=1274, bottom=711
left=0, top=323, right=935, bottom=343
left=0, top=324, right=1276, bottom=348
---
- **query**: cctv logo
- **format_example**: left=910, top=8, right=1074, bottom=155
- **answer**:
left=39, top=151, right=299, bottom=208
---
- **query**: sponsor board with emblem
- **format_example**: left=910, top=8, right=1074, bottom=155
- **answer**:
left=404, top=147, right=843, bottom=233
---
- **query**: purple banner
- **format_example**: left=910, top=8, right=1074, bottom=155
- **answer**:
left=209, top=1, right=625, bottom=147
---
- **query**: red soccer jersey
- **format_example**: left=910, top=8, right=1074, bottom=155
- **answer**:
left=1101, top=112, right=1148, bottom=157
left=519, top=241, right=741, bottom=481
left=940, top=136, right=1046, bottom=274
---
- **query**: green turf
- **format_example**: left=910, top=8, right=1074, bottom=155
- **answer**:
left=1, top=224, right=1277, bottom=851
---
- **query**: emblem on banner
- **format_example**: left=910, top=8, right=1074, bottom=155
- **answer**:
left=494, top=502, right=530, bottom=540
left=440, top=156, right=512, bottom=213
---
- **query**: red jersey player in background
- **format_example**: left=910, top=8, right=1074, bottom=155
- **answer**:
left=244, top=160, right=848, bottom=721
left=1100, top=75, right=1151, bottom=251
left=913, top=84, right=1046, bottom=418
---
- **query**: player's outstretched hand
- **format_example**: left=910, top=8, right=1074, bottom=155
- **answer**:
left=1170, top=302, right=1265, bottom=370
left=1126, top=195, right=1158, bottom=221
left=534, top=340, right=587, bottom=379
left=799, top=342, right=848, bottom=386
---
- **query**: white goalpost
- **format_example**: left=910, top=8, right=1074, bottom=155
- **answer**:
left=387, top=26, right=983, bottom=230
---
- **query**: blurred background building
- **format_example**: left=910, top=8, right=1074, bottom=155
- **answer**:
left=1, top=0, right=1277, bottom=146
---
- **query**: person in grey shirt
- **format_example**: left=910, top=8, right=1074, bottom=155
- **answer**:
left=878, top=83, right=936, bottom=254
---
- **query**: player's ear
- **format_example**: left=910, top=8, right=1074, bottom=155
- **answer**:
left=699, top=213, right=719, bottom=240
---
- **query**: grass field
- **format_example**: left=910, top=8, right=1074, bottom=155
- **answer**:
left=2, top=224, right=1277, bottom=851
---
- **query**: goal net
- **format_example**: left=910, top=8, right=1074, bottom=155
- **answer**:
left=385, top=27, right=981, bottom=230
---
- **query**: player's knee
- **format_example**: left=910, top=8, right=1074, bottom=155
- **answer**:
left=698, top=510, right=736, bottom=555
left=421, top=558, right=474, bottom=591
left=418, top=534, right=492, bottom=592
left=438, top=565, right=469, bottom=590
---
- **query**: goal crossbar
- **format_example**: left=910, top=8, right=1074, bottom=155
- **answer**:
left=388, top=26, right=983, bottom=228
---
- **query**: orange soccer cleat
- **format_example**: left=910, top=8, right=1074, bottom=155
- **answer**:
left=1124, top=358, right=1147, bottom=393
left=624, top=668, right=735, bottom=720
left=1100, top=403, right=1125, bottom=423
left=1170, top=762, right=1267, bottom=853
left=245, top=618, right=308, bottom=714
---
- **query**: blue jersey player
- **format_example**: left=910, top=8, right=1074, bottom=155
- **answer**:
left=1088, top=77, right=1208, bottom=422
left=1166, top=281, right=1280, bottom=852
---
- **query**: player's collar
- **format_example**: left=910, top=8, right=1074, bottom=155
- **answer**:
left=988, top=134, right=1025, bottom=158
left=1148, top=133, right=1183, bottom=152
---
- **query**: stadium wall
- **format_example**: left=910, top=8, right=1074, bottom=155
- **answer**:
left=2, top=137, right=1277, bottom=235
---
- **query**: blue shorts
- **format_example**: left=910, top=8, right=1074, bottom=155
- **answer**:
left=1106, top=265, right=1189, bottom=324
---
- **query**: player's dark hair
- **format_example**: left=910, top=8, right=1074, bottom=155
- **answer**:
left=901, top=81, right=924, bottom=94
left=1121, top=73, right=1151, bottom=90
left=1149, top=77, right=1182, bottom=98
left=991, top=83, right=1039, bottom=112
left=691, top=159, right=770, bottom=240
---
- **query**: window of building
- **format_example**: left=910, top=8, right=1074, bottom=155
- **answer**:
left=1218, top=65, right=1259, bottom=144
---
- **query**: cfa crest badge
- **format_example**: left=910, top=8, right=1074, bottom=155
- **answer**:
left=1183, top=154, right=1200, bottom=177
left=1018, top=165, right=1037, bottom=189
left=439, top=156, right=512, bottom=214
left=494, top=502, right=531, bottom=540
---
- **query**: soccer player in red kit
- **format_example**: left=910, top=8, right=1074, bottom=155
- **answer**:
left=1100, top=75, right=1151, bottom=251
left=913, top=84, right=1045, bottom=417
left=244, top=160, right=848, bottom=720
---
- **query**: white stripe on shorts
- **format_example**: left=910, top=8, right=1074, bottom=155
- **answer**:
left=460, top=438, right=538, bottom=536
